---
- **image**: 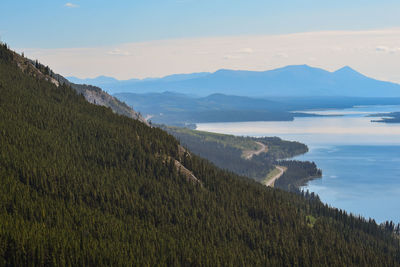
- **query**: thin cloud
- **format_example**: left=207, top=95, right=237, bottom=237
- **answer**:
left=376, top=46, right=389, bottom=52
left=375, top=46, right=400, bottom=54
left=331, top=46, right=343, bottom=52
left=275, top=52, right=289, bottom=59
left=237, top=48, right=254, bottom=54
left=108, top=49, right=131, bottom=56
left=65, top=3, right=79, bottom=8
left=195, top=51, right=211, bottom=55
left=223, top=55, right=240, bottom=60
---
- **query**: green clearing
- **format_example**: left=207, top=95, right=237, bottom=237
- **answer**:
left=306, top=215, right=317, bottom=228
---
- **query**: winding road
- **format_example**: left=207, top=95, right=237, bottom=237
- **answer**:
left=242, top=142, right=285, bottom=187
left=264, top=166, right=287, bottom=187
left=243, top=141, right=268, bottom=160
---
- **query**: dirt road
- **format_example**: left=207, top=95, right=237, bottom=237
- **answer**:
left=264, top=166, right=286, bottom=187
left=243, top=141, right=268, bottom=160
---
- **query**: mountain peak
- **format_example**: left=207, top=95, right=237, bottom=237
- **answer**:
left=334, top=66, right=358, bottom=74
left=214, top=69, right=234, bottom=74
left=273, top=64, right=328, bottom=72
left=333, top=66, right=367, bottom=80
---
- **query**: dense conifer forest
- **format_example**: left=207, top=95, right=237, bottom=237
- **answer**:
left=275, top=161, right=322, bottom=192
left=1, top=43, right=400, bottom=266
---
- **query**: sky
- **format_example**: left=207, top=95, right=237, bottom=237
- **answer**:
left=1, top=0, right=400, bottom=82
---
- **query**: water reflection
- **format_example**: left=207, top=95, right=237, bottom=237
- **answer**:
left=196, top=105, right=400, bottom=145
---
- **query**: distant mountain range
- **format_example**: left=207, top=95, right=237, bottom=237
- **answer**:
left=68, top=65, right=400, bottom=97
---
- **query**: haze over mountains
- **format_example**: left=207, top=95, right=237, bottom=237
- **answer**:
left=68, top=65, right=400, bottom=97
left=68, top=65, right=400, bottom=126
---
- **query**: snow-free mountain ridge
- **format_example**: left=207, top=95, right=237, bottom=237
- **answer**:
left=68, top=65, right=400, bottom=97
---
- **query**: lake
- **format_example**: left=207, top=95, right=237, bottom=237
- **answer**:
left=197, top=105, right=400, bottom=223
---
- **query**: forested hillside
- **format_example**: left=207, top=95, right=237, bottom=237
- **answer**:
left=7, top=47, right=147, bottom=124
left=1, top=43, right=400, bottom=266
left=162, top=126, right=320, bottom=190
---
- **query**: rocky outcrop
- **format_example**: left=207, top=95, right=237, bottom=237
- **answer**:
left=174, top=159, right=202, bottom=186
left=70, top=82, right=148, bottom=124
left=12, top=50, right=148, bottom=125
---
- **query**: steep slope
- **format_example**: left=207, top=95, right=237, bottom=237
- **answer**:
left=65, top=82, right=147, bottom=124
left=71, top=65, right=400, bottom=97
left=1, top=43, right=400, bottom=266
left=10, top=48, right=147, bottom=124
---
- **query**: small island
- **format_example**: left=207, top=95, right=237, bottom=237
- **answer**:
left=369, top=112, right=400, bottom=123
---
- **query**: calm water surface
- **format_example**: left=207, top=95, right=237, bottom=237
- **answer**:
left=197, top=105, right=400, bottom=223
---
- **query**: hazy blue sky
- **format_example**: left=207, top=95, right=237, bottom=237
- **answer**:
left=1, top=0, right=399, bottom=48
left=1, top=1, right=400, bottom=82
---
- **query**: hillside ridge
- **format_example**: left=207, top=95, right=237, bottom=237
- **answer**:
left=10, top=48, right=148, bottom=124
